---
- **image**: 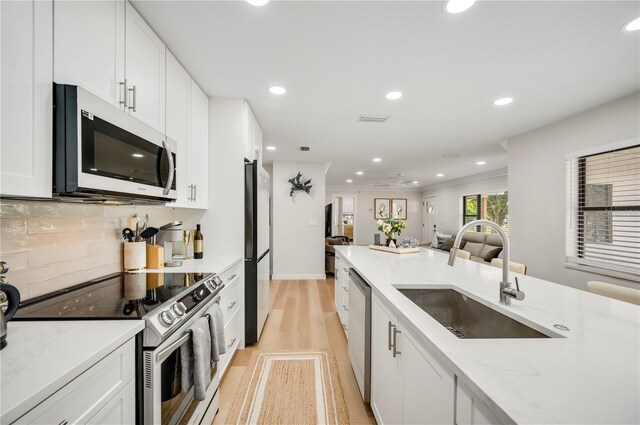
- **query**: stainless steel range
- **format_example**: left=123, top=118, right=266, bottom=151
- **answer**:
left=14, top=271, right=225, bottom=425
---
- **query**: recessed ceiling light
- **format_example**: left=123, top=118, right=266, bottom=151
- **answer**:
left=356, top=171, right=364, bottom=175
left=385, top=91, right=402, bottom=100
left=436, top=173, right=444, bottom=177
left=412, top=181, right=419, bottom=184
left=132, top=153, right=144, bottom=158
left=266, top=146, right=276, bottom=151
left=346, top=179, right=353, bottom=183
left=247, top=0, right=269, bottom=6
left=494, top=97, right=513, bottom=106
left=269, top=86, right=286, bottom=95
left=373, top=158, right=382, bottom=163
left=623, top=16, right=640, bottom=31
left=446, top=0, right=476, bottom=14
left=476, top=161, right=486, bottom=165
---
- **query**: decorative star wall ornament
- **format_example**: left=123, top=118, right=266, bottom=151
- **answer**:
left=288, top=172, right=313, bottom=197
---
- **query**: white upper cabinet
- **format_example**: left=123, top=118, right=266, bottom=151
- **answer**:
left=165, top=50, right=191, bottom=206
left=53, top=0, right=126, bottom=108
left=0, top=0, right=53, bottom=198
left=125, top=2, right=166, bottom=133
left=188, top=80, right=209, bottom=209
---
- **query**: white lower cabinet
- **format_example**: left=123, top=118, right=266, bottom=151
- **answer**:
left=456, top=379, right=501, bottom=425
left=334, top=255, right=349, bottom=334
left=18, top=339, right=135, bottom=424
left=371, top=294, right=455, bottom=425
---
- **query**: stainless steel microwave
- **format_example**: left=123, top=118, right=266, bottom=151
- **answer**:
left=53, top=84, right=177, bottom=203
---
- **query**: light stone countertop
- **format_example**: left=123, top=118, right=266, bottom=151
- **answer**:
left=335, top=246, right=640, bottom=425
left=0, top=320, right=144, bottom=424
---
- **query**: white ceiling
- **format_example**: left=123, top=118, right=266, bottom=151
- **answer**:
left=132, top=0, right=639, bottom=187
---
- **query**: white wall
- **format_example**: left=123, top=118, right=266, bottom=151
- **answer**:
left=508, top=92, right=639, bottom=290
left=325, top=188, right=422, bottom=245
left=421, top=171, right=508, bottom=234
left=272, top=161, right=326, bottom=280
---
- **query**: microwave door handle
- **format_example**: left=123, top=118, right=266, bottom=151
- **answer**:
left=162, top=140, right=175, bottom=196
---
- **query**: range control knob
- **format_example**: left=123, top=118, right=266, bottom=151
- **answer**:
left=204, top=279, right=215, bottom=291
left=213, top=275, right=223, bottom=286
left=192, top=287, right=206, bottom=301
left=172, top=303, right=185, bottom=317
left=160, top=311, right=175, bottom=327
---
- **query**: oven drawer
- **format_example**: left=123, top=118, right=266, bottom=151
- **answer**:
left=219, top=276, right=240, bottom=327
left=219, top=310, right=240, bottom=377
left=19, top=340, right=135, bottom=424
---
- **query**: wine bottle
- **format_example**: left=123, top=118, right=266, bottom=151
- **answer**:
left=194, top=224, right=203, bottom=259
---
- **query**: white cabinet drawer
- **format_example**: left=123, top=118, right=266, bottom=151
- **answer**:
left=20, top=340, right=135, bottom=424
left=219, top=310, right=240, bottom=377
left=219, top=277, right=240, bottom=327
left=87, top=380, right=135, bottom=425
left=219, top=261, right=242, bottom=287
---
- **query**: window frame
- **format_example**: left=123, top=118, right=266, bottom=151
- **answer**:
left=462, top=194, right=481, bottom=231
left=566, top=138, right=640, bottom=282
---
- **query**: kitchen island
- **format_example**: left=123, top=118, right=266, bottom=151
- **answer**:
left=335, top=246, right=640, bottom=425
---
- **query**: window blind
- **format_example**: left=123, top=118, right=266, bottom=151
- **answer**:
left=566, top=143, right=640, bottom=278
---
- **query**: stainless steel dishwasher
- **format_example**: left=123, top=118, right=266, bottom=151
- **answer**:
left=348, top=269, right=371, bottom=403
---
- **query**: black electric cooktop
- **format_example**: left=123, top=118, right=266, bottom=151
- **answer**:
left=13, top=272, right=211, bottom=320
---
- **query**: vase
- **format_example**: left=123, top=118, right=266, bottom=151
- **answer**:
left=385, top=236, right=397, bottom=247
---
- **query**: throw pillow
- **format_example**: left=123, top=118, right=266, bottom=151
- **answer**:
left=436, top=236, right=449, bottom=249
left=479, top=244, right=501, bottom=259
left=483, top=247, right=502, bottom=262
left=430, top=232, right=452, bottom=247
left=464, top=242, right=483, bottom=258
left=441, top=238, right=455, bottom=252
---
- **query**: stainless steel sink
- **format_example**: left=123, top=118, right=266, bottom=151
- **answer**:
left=398, top=288, right=550, bottom=339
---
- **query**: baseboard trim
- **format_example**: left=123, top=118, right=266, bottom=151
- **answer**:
left=271, top=274, right=327, bottom=280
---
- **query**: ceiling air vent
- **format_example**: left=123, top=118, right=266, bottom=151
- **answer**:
left=358, top=115, right=389, bottom=123
left=299, top=146, right=310, bottom=152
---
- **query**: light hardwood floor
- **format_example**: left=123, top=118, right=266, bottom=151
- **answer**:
left=212, top=277, right=376, bottom=425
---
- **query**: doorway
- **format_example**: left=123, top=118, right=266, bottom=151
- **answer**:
left=422, top=196, right=437, bottom=243
left=332, top=195, right=357, bottom=244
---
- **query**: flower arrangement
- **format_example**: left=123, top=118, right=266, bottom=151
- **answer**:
left=376, top=219, right=407, bottom=245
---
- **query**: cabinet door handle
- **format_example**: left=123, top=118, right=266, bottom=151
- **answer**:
left=392, top=327, right=402, bottom=358
left=388, top=321, right=394, bottom=351
left=228, top=274, right=237, bottom=282
left=342, top=304, right=348, bottom=311
left=193, top=184, right=197, bottom=202
left=227, top=337, right=236, bottom=348
left=342, top=286, right=348, bottom=293
left=59, top=421, right=68, bottom=425
left=227, top=301, right=236, bottom=311
left=119, top=80, right=127, bottom=107
left=128, top=85, right=137, bottom=112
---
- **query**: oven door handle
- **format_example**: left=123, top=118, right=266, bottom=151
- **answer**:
left=156, top=332, right=190, bottom=363
left=162, top=140, right=175, bottom=196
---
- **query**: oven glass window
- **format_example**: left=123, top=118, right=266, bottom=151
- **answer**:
left=81, top=112, right=175, bottom=189
left=159, top=344, right=217, bottom=425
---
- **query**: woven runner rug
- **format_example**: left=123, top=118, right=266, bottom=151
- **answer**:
left=225, top=350, right=350, bottom=425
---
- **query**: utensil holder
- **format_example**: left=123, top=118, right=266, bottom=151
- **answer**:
left=124, top=242, right=146, bottom=272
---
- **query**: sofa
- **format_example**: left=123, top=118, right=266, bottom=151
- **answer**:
left=424, top=229, right=504, bottom=263
left=325, top=236, right=350, bottom=274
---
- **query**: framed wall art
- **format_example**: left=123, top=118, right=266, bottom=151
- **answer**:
left=392, top=198, right=407, bottom=220
left=374, top=198, right=390, bottom=220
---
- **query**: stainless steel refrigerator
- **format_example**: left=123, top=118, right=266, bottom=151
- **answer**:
left=245, top=160, right=270, bottom=345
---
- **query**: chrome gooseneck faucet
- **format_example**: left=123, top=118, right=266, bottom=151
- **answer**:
left=447, top=219, right=525, bottom=305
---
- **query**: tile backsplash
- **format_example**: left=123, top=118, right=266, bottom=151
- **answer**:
left=0, top=200, right=202, bottom=300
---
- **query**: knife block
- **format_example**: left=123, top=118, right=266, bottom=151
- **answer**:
left=146, top=244, right=164, bottom=269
